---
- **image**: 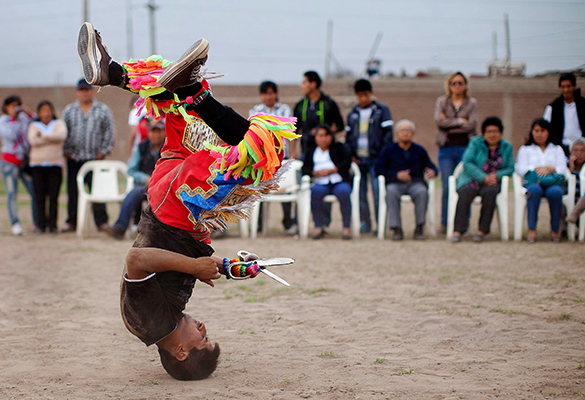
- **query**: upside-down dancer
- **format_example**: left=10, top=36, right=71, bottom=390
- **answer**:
left=77, top=22, right=298, bottom=380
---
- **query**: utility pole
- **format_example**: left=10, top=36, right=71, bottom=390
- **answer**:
left=83, top=0, right=89, bottom=22
left=492, top=31, right=497, bottom=61
left=126, top=0, right=133, bottom=59
left=504, top=13, right=511, bottom=73
left=325, top=20, right=333, bottom=79
left=147, top=0, right=158, bottom=55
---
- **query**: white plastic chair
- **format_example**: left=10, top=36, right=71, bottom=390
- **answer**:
left=446, top=162, right=510, bottom=241
left=513, top=171, right=575, bottom=242
left=377, top=175, right=437, bottom=239
left=578, top=166, right=585, bottom=242
left=300, top=162, right=361, bottom=239
left=250, top=160, right=310, bottom=239
left=76, top=160, right=134, bottom=238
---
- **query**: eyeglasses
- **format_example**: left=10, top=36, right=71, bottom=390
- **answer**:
left=450, top=81, right=465, bottom=87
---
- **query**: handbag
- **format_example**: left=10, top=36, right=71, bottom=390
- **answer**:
left=523, top=170, right=565, bottom=188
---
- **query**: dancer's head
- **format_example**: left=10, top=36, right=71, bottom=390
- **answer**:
left=157, top=314, right=220, bottom=380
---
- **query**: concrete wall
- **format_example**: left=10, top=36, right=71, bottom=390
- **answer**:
left=0, top=75, right=561, bottom=164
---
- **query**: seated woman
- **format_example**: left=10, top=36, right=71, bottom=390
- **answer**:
left=452, top=116, right=514, bottom=243
left=516, top=118, right=567, bottom=243
left=301, top=124, right=352, bottom=240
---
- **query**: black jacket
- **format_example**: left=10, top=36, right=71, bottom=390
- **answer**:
left=548, top=88, right=585, bottom=146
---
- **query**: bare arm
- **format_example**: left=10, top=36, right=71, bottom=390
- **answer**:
left=125, top=247, right=222, bottom=286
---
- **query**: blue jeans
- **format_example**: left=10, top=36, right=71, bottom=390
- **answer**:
left=438, top=146, right=467, bottom=227
left=526, top=183, right=564, bottom=232
left=1, top=160, right=38, bottom=226
left=357, top=156, right=379, bottom=230
left=113, top=186, right=148, bottom=232
left=311, top=182, right=352, bottom=228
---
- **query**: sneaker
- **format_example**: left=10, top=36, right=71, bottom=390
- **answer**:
left=11, top=222, right=23, bottom=236
left=78, top=22, right=112, bottom=86
left=158, top=39, right=210, bottom=92
left=102, top=225, right=125, bottom=240
left=61, top=223, right=76, bottom=233
left=391, top=227, right=403, bottom=241
left=360, top=222, right=372, bottom=234
left=473, top=233, right=484, bottom=243
left=285, top=224, right=298, bottom=236
left=413, top=225, right=425, bottom=241
left=451, top=234, right=462, bottom=243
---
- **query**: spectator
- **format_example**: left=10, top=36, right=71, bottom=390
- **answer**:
left=249, top=81, right=295, bottom=234
left=62, top=79, right=115, bottom=233
left=566, top=137, right=585, bottom=224
left=27, top=101, right=67, bottom=234
left=434, top=71, right=478, bottom=233
left=0, top=95, right=37, bottom=235
left=451, top=117, right=514, bottom=243
left=543, top=73, right=585, bottom=155
left=127, top=97, right=149, bottom=155
left=345, top=78, right=393, bottom=234
left=516, top=118, right=567, bottom=243
left=301, top=124, right=352, bottom=240
left=103, top=120, right=165, bottom=239
left=293, top=71, right=344, bottom=159
left=376, top=119, right=437, bottom=241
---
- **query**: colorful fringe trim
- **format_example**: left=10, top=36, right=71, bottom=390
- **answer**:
left=122, top=55, right=181, bottom=119
left=204, top=114, right=299, bottom=186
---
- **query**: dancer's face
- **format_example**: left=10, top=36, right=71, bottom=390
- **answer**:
left=179, top=314, right=214, bottom=352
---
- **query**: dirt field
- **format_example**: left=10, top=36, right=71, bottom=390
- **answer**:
left=0, top=196, right=584, bottom=400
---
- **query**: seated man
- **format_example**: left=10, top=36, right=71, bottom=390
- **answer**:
left=77, top=23, right=298, bottom=380
left=376, top=119, right=437, bottom=240
left=104, top=120, right=165, bottom=239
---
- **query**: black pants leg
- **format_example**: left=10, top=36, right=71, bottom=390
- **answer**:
left=66, top=159, right=83, bottom=227
left=454, top=184, right=480, bottom=233
left=477, top=185, right=499, bottom=234
left=47, top=166, right=63, bottom=230
left=31, top=167, right=48, bottom=231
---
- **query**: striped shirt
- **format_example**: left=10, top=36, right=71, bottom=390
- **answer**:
left=62, top=100, right=115, bottom=161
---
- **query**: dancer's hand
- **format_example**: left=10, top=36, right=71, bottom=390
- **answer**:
left=194, top=257, right=222, bottom=287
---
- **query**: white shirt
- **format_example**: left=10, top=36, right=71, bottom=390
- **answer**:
left=313, top=147, right=342, bottom=185
left=543, top=102, right=583, bottom=146
left=356, top=107, right=373, bottom=157
left=515, top=143, right=568, bottom=177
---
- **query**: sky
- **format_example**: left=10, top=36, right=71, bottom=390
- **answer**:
left=0, top=0, right=584, bottom=87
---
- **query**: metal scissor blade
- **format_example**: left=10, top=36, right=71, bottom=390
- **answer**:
left=260, top=269, right=291, bottom=287
left=255, top=258, right=295, bottom=268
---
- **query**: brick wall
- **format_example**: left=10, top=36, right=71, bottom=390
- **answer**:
left=0, top=75, right=562, bottom=164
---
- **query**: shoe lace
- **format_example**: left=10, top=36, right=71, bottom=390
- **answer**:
left=192, top=67, right=226, bottom=82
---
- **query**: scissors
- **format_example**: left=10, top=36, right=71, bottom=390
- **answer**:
left=226, top=250, right=294, bottom=287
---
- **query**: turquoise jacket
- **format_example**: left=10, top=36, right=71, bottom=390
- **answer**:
left=456, top=135, right=515, bottom=190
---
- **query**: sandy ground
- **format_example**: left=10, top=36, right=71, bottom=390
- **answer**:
left=0, top=196, right=584, bottom=400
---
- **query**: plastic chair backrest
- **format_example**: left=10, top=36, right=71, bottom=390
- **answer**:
left=453, top=162, right=464, bottom=179
left=78, top=160, right=129, bottom=199
left=276, top=160, right=303, bottom=194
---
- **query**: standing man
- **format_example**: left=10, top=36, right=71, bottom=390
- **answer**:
left=293, top=71, right=344, bottom=160
left=249, top=81, right=296, bottom=234
left=544, top=73, right=585, bottom=155
left=61, top=79, right=116, bottom=232
left=345, top=79, right=393, bottom=234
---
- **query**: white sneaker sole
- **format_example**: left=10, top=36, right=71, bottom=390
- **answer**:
left=158, top=38, right=209, bottom=91
left=78, top=22, right=100, bottom=85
